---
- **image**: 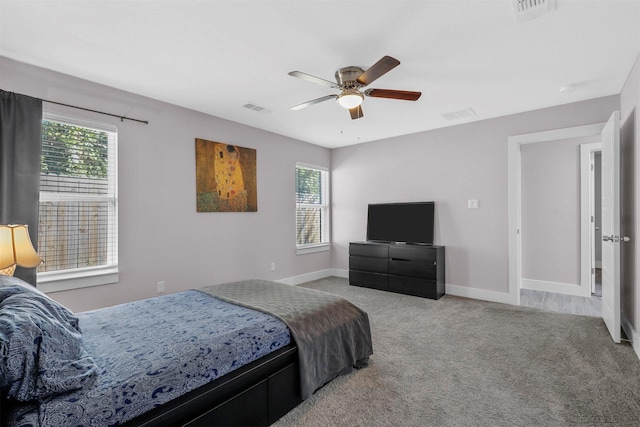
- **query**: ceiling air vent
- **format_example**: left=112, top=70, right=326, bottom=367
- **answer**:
left=242, top=102, right=270, bottom=113
left=441, top=107, right=476, bottom=122
left=512, top=0, right=555, bottom=23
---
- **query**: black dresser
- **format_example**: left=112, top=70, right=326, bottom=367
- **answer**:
left=349, top=241, right=445, bottom=300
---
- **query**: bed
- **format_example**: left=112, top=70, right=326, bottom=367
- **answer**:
left=0, top=276, right=373, bottom=426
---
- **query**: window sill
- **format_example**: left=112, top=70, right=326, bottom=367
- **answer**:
left=37, top=266, right=119, bottom=293
left=296, top=243, right=331, bottom=255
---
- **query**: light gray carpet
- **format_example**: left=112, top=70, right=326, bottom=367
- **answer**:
left=273, top=277, right=640, bottom=427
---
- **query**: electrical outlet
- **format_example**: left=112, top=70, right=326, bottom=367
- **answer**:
left=156, top=281, right=166, bottom=293
left=468, top=199, right=479, bottom=209
left=270, top=262, right=276, bottom=272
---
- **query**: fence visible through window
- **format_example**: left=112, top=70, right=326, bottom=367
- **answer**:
left=38, top=118, right=117, bottom=275
left=295, top=164, right=328, bottom=247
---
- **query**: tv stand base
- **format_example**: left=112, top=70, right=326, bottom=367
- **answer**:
left=348, top=241, right=445, bottom=300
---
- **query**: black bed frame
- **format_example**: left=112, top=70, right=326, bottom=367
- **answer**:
left=1, top=342, right=301, bottom=427
left=123, top=343, right=301, bottom=427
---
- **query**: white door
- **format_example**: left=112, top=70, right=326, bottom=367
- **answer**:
left=600, top=111, right=621, bottom=343
left=589, top=153, right=596, bottom=295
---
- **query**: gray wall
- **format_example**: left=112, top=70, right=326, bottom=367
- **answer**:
left=331, top=95, right=620, bottom=300
left=620, top=52, right=639, bottom=351
left=0, top=57, right=332, bottom=312
left=520, top=135, right=599, bottom=288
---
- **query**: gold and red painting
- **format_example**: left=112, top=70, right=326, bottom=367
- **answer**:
left=195, top=138, right=257, bottom=212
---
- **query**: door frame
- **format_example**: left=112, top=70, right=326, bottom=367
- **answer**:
left=580, top=142, right=602, bottom=295
left=508, top=123, right=605, bottom=305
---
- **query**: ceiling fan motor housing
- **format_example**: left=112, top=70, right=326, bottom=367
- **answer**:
left=335, top=66, right=364, bottom=88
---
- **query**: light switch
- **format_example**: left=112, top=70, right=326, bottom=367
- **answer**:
left=468, top=199, right=479, bottom=209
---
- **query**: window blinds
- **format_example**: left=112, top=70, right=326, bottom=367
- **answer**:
left=295, top=164, right=328, bottom=246
left=38, top=118, right=117, bottom=274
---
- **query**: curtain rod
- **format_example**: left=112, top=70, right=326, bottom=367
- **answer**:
left=42, top=99, right=149, bottom=124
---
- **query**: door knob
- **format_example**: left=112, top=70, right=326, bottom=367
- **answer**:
left=603, top=235, right=631, bottom=242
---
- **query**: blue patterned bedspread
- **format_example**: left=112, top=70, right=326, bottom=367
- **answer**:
left=7, top=290, right=291, bottom=426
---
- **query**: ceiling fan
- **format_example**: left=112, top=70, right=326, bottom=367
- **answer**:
left=288, top=55, right=422, bottom=120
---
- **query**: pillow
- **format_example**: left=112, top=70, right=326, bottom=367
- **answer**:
left=0, top=275, right=98, bottom=401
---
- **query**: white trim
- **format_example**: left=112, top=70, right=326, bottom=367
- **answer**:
left=580, top=142, right=602, bottom=296
left=521, top=278, right=586, bottom=297
left=38, top=266, right=119, bottom=293
left=281, top=268, right=512, bottom=305
left=296, top=243, right=331, bottom=255
left=508, top=123, right=605, bottom=306
left=445, top=284, right=512, bottom=305
left=621, top=312, right=639, bottom=359
left=295, top=161, right=328, bottom=172
left=278, top=269, right=335, bottom=285
left=509, top=124, right=605, bottom=145
left=38, top=114, right=119, bottom=290
left=43, top=111, right=118, bottom=133
left=295, top=162, right=331, bottom=251
left=331, top=268, right=349, bottom=279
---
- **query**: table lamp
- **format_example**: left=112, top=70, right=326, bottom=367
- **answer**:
left=0, top=224, right=42, bottom=276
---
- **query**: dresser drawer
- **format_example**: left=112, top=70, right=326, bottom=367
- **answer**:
left=350, top=255, right=388, bottom=274
left=388, top=245, right=437, bottom=263
left=388, top=275, right=440, bottom=299
left=349, top=270, right=388, bottom=291
left=388, top=259, right=436, bottom=279
left=349, top=243, right=388, bottom=258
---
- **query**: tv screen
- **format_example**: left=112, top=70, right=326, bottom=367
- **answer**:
left=366, top=202, right=435, bottom=245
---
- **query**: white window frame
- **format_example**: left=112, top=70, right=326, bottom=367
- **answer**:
left=295, top=162, right=330, bottom=255
left=37, top=112, right=118, bottom=293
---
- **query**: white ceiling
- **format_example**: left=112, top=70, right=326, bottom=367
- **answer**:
left=1, top=0, right=639, bottom=149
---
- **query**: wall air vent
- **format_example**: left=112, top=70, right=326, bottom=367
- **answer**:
left=512, top=0, right=555, bottom=23
left=441, top=107, right=476, bottom=122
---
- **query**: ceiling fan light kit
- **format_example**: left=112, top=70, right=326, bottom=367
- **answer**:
left=289, top=55, right=421, bottom=120
left=337, top=89, right=364, bottom=109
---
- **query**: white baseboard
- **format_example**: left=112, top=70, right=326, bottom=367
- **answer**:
left=278, top=268, right=348, bottom=285
left=621, top=312, right=640, bottom=361
left=282, top=269, right=512, bottom=305
left=277, top=269, right=334, bottom=285
left=445, top=284, right=512, bottom=305
left=331, top=268, right=349, bottom=279
left=521, top=278, right=590, bottom=297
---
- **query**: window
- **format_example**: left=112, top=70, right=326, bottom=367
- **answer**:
left=37, top=114, right=118, bottom=292
left=295, top=163, right=330, bottom=254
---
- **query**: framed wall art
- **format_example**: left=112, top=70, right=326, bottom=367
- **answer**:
left=195, top=138, right=257, bottom=212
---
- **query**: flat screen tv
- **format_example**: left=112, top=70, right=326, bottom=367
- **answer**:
left=366, top=202, right=435, bottom=245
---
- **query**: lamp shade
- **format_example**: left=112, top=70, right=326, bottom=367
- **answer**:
left=337, top=89, right=364, bottom=109
left=0, top=224, right=42, bottom=270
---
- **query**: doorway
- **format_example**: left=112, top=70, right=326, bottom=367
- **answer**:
left=509, top=113, right=623, bottom=343
left=580, top=144, right=602, bottom=297
left=515, top=136, right=601, bottom=316
left=507, top=123, right=606, bottom=307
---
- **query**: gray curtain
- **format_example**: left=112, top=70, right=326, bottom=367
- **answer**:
left=0, top=90, right=43, bottom=285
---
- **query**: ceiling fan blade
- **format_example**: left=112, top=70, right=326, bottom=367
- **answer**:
left=288, top=71, right=340, bottom=89
left=290, top=95, right=337, bottom=111
left=356, top=56, right=401, bottom=86
left=365, top=88, right=422, bottom=101
left=349, top=105, right=363, bottom=120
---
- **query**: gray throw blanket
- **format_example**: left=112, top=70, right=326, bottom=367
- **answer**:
left=198, top=280, right=373, bottom=400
